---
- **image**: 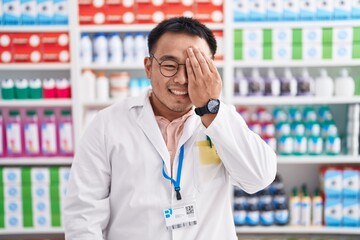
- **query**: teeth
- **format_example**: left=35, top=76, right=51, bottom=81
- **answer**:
left=171, top=90, right=188, bottom=95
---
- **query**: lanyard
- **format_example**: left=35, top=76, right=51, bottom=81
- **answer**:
left=162, top=144, right=184, bottom=201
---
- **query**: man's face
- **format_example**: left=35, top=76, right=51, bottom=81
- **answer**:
left=145, top=32, right=212, bottom=119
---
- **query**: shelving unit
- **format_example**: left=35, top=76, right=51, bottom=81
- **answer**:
left=1, top=0, right=360, bottom=238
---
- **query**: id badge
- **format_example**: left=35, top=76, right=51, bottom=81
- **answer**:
left=163, top=199, right=198, bottom=230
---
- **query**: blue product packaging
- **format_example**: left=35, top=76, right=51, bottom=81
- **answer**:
left=266, top=0, right=282, bottom=21
left=316, top=0, right=333, bottom=20
left=333, top=0, right=351, bottom=19
left=342, top=168, right=359, bottom=199
left=324, top=198, right=342, bottom=226
left=249, top=0, right=266, bottom=21
left=299, top=0, right=316, bottom=20
left=37, top=0, right=53, bottom=24
left=53, top=0, right=68, bottom=25
left=0, top=1, right=3, bottom=25
left=233, top=0, right=249, bottom=22
left=352, top=1, right=360, bottom=19
left=343, top=198, right=359, bottom=227
left=234, top=204, right=247, bottom=226
left=283, top=0, right=299, bottom=20
left=21, top=0, right=37, bottom=25
left=3, top=0, right=21, bottom=25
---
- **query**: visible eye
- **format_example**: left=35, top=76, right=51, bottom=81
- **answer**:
left=161, top=61, right=178, bottom=70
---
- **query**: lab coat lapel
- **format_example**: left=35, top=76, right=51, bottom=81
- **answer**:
left=177, top=113, right=201, bottom=150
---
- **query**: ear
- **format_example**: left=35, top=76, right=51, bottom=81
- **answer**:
left=144, top=57, right=152, bottom=79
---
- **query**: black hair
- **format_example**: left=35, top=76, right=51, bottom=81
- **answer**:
left=147, top=17, right=217, bottom=58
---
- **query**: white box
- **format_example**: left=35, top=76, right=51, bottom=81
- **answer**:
left=5, top=214, right=23, bottom=228
left=333, top=27, right=353, bottom=43
left=273, top=28, right=292, bottom=43
left=343, top=199, right=359, bottom=227
left=234, top=0, right=249, bottom=21
left=3, top=0, right=21, bottom=24
left=324, top=198, right=342, bottom=226
left=249, top=0, right=266, bottom=21
left=59, top=167, right=70, bottom=183
left=333, top=43, right=352, bottom=60
left=33, top=214, right=51, bottom=228
left=266, top=0, right=282, bottom=20
left=4, top=185, right=21, bottom=199
left=20, top=0, right=37, bottom=24
left=273, top=43, right=291, bottom=60
left=31, top=167, right=50, bottom=184
left=352, top=0, right=360, bottom=18
left=316, top=0, right=333, bottom=20
left=303, top=28, right=322, bottom=44
left=303, top=44, right=321, bottom=60
left=37, top=0, right=53, bottom=24
left=299, top=0, right=317, bottom=20
left=4, top=199, right=22, bottom=214
left=32, top=184, right=50, bottom=199
left=334, top=0, right=351, bottom=19
left=3, top=168, right=21, bottom=184
left=243, top=43, right=263, bottom=61
left=283, top=0, right=299, bottom=20
left=343, top=168, right=359, bottom=198
left=243, top=29, right=263, bottom=44
left=323, top=168, right=343, bottom=198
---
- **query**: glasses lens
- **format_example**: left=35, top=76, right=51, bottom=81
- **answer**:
left=160, top=60, right=178, bottom=77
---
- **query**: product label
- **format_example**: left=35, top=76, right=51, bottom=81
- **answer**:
left=24, top=123, right=40, bottom=154
left=41, top=123, right=56, bottom=154
left=59, top=122, right=73, bottom=154
left=6, top=123, right=22, bottom=154
left=163, top=201, right=197, bottom=230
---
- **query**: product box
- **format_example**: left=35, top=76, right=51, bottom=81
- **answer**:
left=273, top=28, right=291, bottom=44
left=213, top=30, right=224, bottom=61
left=333, top=27, right=353, bottom=43
left=194, top=1, right=223, bottom=23
left=243, top=28, right=263, bottom=44
left=249, top=0, right=266, bottom=21
left=0, top=1, right=3, bottom=25
left=31, top=167, right=50, bottom=184
left=32, top=184, right=50, bottom=199
left=243, top=43, right=262, bottom=61
left=3, top=168, right=22, bottom=184
left=324, top=198, right=342, bottom=226
left=321, top=167, right=343, bottom=199
left=303, top=44, right=321, bottom=60
left=5, top=214, right=23, bottom=228
left=299, top=0, right=316, bottom=20
left=303, top=28, right=321, bottom=44
left=4, top=199, right=22, bottom=215
left=136, top=2, right=161, bottom=24
left=283, top=0, right=299, bottom=20
left=273, top=43, right=291, bottom=61
left=4, top=185, right=21, bottom=199
left=42, top=32, right=70, bottom=62
left=342, top=168, right=359, bottom=199
left=333, top=43, right=351, bottom=60
left=316, top=0, right=333, bottom=20
left=266, top=0, right=282, bottom=21
left=342, top=198, right=359, bottom=227
left=0, top=33, right=13, bottom=63
left=12, top=33, right=42, bottom=63
left=334, top=0, right=351, bottom=19
left=32, top=199, right=51, bottom=227
left=233, top=0, right=249, bottom=22
left=3, top=0, right=21, bottom=25
left=37, top=0, right=53, bottom=24
left=21, top=0, right=37, bottom=25
left=78, top=1, right=106, bottom=25
left=352, top=0, right=360, bottom=19
left=164, top=3, right=194, bottom=22
left=53, top=0, right=68, bottom=25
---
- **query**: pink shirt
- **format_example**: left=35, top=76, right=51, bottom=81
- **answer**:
left=155, top=110, right=193, bottom=172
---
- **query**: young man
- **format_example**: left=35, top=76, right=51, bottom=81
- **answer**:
left=64, top=17, right=277, bottom=240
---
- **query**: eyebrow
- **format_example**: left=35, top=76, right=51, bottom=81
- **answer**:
left=158, top=55, right=181, bottom=62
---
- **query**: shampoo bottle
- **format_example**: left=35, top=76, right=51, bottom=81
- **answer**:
left=289, top=187, right=301, bottom=225
left=334, top=68, right=355, bottom=97
left=315, top=69, right=333, bottom=97
left=264, top=68, right=280, bottom=96
left=311, top=188, right=323, bottom=226
left=234, top=68, right=248, bottom=96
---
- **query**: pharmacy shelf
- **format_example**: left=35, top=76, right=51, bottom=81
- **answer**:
left=231, top=96, right=360, bottom=106
left=0, top=63, right=71, bottom=70
left=233, top=20, right=360, bottom=29
left=0, top=26, right=69, bottom=32
left=0, top=99, right=72, bottom=107
left=79, top=23, right=224, bottom=32
left=232, top=60, right=360, bottom=68
left=0, top=228, right=64, bottom=236
left=0, top=157, right=73, bottom=166
left=277, top=155, right=360, bottom=164
left=235, top=226, right=360, bottom=235
left=82, top=99, right=118, bottom=109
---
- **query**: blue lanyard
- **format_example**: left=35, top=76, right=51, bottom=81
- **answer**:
left=162, top=144, right=184, bottom=200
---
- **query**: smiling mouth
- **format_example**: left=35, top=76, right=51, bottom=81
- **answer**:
left=170, top=89, right=188, bottom=96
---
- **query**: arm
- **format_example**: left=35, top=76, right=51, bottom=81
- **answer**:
left=64, top=113, right=110, bottom=240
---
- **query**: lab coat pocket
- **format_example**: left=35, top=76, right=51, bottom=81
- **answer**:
left=196, top=140, right=221, bottom=165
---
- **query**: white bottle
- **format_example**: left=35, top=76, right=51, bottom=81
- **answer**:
left=334, top=68, right=355, bottom=97
left=108, top=33, right=123, bottom=64
left=315, top=68, right=333, bottom=97
left=123, top=33, right=135, bottom=63
left=234, top=68, right=248, bottom=96
left=80, top=33, right=93, bottom=64
left=297, top=68, right=314, bottom=96
left=81, top=69, right=96, bottom=101
left=93, top=33, right=108, bottom=64
left=280, top=68, right=297, bottom=96
left=134, top=32, right=147, bottom=64
left=265, top=68, right=280, bottom=96
left=96, top=71, right=109, bottom=101
left=248, top=68, right=264, bottom=96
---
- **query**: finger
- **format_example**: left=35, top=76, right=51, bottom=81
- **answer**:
left=187, top=48, right=203, bottom=77
left=193, top=47, right=211, bottom=74
left=202, top=52, right=216, bottom=73
left=185, top=58, right=196, bottom=82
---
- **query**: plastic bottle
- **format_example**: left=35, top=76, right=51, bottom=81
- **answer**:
left=234, top=68, right=248, bottom=96
left=23, top=110, right=40, bottom=156
left=80, top=33, right=93, bottom=64
left=108, top=32, right=123, bottom=64
left=29, top=78, right=43, bottom=99
left=264, top=68, right=280, bottom=96
left=246, top=194, right=260, bottom=226
left=334, top=68, right=355, bottom=97
left=311, top=188, right=323, bottom=226
left=42, top=78, right=56, bottom=98
left=280, top=68, right=297, bottom=96
left=297, top=68, right=314, bottom=96
left=274, top=202, right=289, bottom=225
left=0, top=111, right=5, bottom=157
left=41, top=109, right=58, bottom=156
left=6, top=110, right=23, bottom=157
left=123, top=33, right=135, bottom=63
left=1, top=78, right=15, bottom=100
left=93, top=33, right=108, bottom=64
left=260, top=203, right=274, bottom=226
left=234, top=203, right=247, bottom=226
left=58, top=109, right=73, bottom=156
left=14, top=78, right=29, bottom=99
left=315, top=69, right=333, bottom=97
left=96, top=71, right=109, bottom=101
left=248, top=68, right=264, bottom=96
left=300, top=184, right=311, bottom=226
left=56, top=78, right=71, bottom=98
left=289, top=187, right=301, bottom=226
left=81, top=69, right=96, bottom=101
left=134, top=32, right=147, bottom=64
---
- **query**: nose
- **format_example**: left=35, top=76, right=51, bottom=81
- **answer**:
left=173, top=65, right=188, bottom=84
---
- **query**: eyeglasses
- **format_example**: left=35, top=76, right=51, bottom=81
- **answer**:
left=150, top=54, right=186, bottom=78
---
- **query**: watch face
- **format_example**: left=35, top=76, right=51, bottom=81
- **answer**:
left=207, top=99, right=220, bottom=113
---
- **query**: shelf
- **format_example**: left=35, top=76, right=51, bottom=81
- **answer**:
left=0, top=227, right=64, bottom=235
left=277, top=155, right=360, bottom=164
left=0, top=99, right=72, bottom=107
left=232, top=60, right=360, bottom=68
left=236, top=226, right=360, bottom=235
left=79, top=23, right=224, bottom=32
left=0, top=26, right=69, bottom=32
left=233, top=20, right=360, bottom=29
left=0, top=157, right=73, bottom=166
left=0, top=63, right=71, bottom=70
left=82, top=99, right=118, bottom=109
left=231, top=96, right=360, bottom=106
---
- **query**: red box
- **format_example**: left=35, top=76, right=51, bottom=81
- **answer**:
left=79, top=2, right=107, bottom=25
left=163, top=2, right=195, bottom=20
left=194, top=0, right=223, bottom=23
left=213, top=30, right=223, bottom=61
left=107, top=5, right=136, bottom=24
left=136, top=1, right=163, bottom=24
left=42, top=33, right=70, bottom=63
left=12, top=33, right=42, bottom=63
left=0, top=33, right=13, bottom=63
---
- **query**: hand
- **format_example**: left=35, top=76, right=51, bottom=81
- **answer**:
left=186, top=47, right=222, bottom=108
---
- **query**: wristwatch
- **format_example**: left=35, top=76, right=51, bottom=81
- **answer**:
left=195, top=99, right=220, bottom=116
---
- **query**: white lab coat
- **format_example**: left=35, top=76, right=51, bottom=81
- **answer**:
left=64, top=90, right=277, bottom=240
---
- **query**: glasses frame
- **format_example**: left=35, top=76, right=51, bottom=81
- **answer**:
left=150, top=54, right=186, bottom=78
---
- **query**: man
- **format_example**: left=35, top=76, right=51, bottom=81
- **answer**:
left=64, top=17, right=277, bottom=240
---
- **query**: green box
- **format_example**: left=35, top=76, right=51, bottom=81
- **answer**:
left=263, top=29, right=272, bottom=44
left=352, top=43, right=360, bottom=59
left=322, top=43, right=333, bottom=59
left=292, top=28, right=302, bottom=44
left=292, top=44, right=302, bottom=60
left=234, top=47, right=243, bottom=60
left=234, top=29, right=243, bottom=44
left=322, top=28, right=333, bottom=44
left=353, top=27, right=360, bottom=42
left=263, top=44, right=272, bottom=60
